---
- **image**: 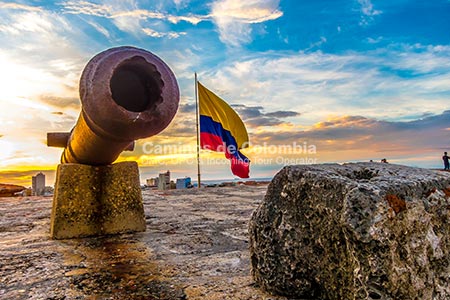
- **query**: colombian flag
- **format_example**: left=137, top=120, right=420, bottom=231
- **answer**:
left=197, top=81, right=250, bottom=178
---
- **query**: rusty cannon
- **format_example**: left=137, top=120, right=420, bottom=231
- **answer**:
left=47, top=46, right=179, bottom=239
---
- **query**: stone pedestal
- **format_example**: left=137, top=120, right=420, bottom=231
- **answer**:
left=50, top=161, right=146, bottom=239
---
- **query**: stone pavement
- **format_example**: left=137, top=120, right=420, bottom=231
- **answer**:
left=0, top=185, right=293, bottom=300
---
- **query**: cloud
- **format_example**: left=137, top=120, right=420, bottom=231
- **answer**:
left=58, top=0, right=208, bottom=38
left=134, top=103, right=198, bottom=141
left=85, top=19, right=112, bottom=38
left=0, top=2, right=85, bottom=170
left=198, top=43, right=450, bottom=125
left=167, top=14, right=206, bottom=24
left=38, top=95, right=80, bottom=111
left=0, top=4, right=89, bottom=69
left=210, top=0, right=283, bottom=46
left=121, top=102, right=300, bottom=161
left=142, top=27, right=186, bottom=39
left=60, top=1, right=112, bottom=17
left=383, top=44, right=450, bottom=74
left=367, top=36, right=383, bottom=44
left=306, top=36, right=327, bottom=51
left=358, top=0, right=382, bottom=26
left=59, top=0, right=283, bottom=45
left=0, top=1, right=203, bottom=170
left=231, top=104, right=299, bottom=127
left=0, top=2, right=93, bottom=123
left=104, top=0, right=144, bottom=35
left=253, top=111, right=450, bottom=157
left=0, top=0, right=448, bottom=179
left=137, top=109, right=447, bottom=171
left=59, top=1, right=207, bottom=25
left=173, top=0, right=191, bottom=10
left=265, top=111, right=300, bottom=118
left=178, top=102, right=196, bottom=114
left=358, top=0, right=382, bottom=16
left=0, top=2, right=42, bottom=12
left=0, top=169, right=56, bottom=187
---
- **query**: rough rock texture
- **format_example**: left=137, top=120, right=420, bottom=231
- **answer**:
left=249, top=163, right=450, bottom=300
left=51, top=161, right=145, bottom=239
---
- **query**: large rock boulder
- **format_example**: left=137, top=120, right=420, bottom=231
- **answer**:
left=249, top=163, right=450, bottom=300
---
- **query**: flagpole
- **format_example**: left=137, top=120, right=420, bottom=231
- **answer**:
left=194, top=73, right=201, bottom=188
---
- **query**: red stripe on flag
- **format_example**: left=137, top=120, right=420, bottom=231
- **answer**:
left=201, top=132, right=250, bottom=178
left=200, top=132, right=224, bottom=151
left=229, top=154, right=250, bottom=178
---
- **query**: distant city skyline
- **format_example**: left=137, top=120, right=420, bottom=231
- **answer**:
left=1, top=0, right=450, bottom=186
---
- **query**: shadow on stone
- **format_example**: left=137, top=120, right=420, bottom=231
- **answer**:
left=62, top=236, right=186, bottom=300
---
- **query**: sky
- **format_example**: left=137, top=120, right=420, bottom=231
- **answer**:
left=0, top=0, right=450, bottom=186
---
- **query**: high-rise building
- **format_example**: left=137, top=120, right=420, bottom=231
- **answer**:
left=157, top=170, right=171, bottom=190
left=32, top=172, right=45, bottom=196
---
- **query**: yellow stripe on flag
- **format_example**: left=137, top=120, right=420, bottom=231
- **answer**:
left=198, top=81, right=249, bottom=149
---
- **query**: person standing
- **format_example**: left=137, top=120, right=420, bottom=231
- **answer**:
left=443, top=152, right=450, bottom=170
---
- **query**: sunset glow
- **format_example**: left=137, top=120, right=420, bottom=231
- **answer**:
left=1, top=0, right=449, bottom=186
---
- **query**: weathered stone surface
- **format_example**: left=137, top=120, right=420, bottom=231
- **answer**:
left=249, top=163, right=450, bottom=300
left=1, top=185, right=287, bottom=300
left=51, top=161, right=145, bottom=239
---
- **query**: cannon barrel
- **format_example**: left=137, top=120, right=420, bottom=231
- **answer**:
left=47, top=46, right=179, bottom=165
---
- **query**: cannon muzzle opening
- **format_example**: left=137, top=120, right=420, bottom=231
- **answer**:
left=110, top=56, right=163, bottom=113
left=48, top=46, right=179, bottom=165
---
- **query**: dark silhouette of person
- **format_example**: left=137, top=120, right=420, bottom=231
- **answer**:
left=443, top=152, right=450, bottom=170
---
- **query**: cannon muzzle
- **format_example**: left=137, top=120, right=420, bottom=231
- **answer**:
left=47, top=46, right=179, bottom=165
